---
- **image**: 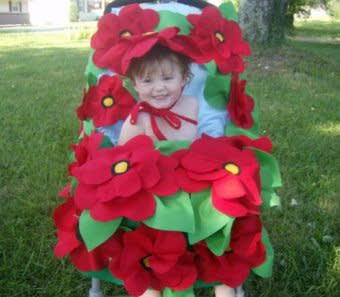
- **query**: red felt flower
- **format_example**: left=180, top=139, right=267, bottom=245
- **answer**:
left=77, top=75, right=135, bottom=127
left=109, top=224, right=197, bottom=296
left=176, top=135, right=262, bottom=217
left=53, top=197, right=123, bottom=272
left=68, top=132, right=105, bottom=169
left=194, top=215, right=265, bottom=288
left=91, top=4, right=159, bottom=68
left=72, top=135, right=179, bottom=221
left=97, top=27, right=194, bottom=75
left=227, top=74, right=254, bottom=129
left=187, top=6, right=251, bottom=74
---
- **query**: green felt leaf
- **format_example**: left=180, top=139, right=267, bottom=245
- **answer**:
left=252, top=228, right=274, bottom=278
left=70, top=177, right=78, bottom=196
left=83, top=119, right=94, bottom=135
left=100, top=135, right=113, bottom=148
left=85, top=50, right=105, bottom=81
left=156, top=11, right=191, bottom=35
left=206, top=218, right=234, bottom=256
left=194, top=279, right=220, bottom=288
left=261, top=189, right=282, bottom=211
left=123, top=77, right=138, bottom=98
left=155, top=140, right=191, bottom=155
left=225, top=120, right=260, bottom=138
left=87, top=72, right=97, bottom=87
left=204, top=61, right=217, bottom=75
left=204, top=73, right=232, bottom=110
left=163, top=287, right=194, bottom=297
left=144, top=191, right=195, bottom=233
left=219, top=2, right=238, bottom=22
left=81, top=268, right=123, bottom=285
left=254, top=149, right=282, bottom=189
left=79, top=210, right=122, bottom=251
left=69, top=151, right=75, bottom=162
left=188, top=189, right=233, bottom=244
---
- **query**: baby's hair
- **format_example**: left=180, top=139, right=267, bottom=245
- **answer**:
left=126, top=45, right=192, bottom=82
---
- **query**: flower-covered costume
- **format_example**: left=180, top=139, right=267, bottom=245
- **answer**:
left=53, top=2, right=282, bottom=297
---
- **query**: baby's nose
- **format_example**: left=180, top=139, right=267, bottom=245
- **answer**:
left=154, top=80, right=166, bottom=90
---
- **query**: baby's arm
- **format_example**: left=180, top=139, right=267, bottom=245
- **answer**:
left=118, top=115, right=145, bottom=145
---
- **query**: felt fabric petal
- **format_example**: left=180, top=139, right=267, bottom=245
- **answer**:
left=91, top=191, right=156, bottom=221
left=150, top=156, right=179, bottom=196
left=53, top=199, right=78, bottom=231
left=212, top=188, right=249, bottom=217
left=213, top=176, right=246, bottom=199
left=219, top=255, right=250, bottom=288
left=113, top=169, right=142, bottom=197
left=54, top=231, right=80, bottom=257
left=160, top=254, right=197, bottom=290
left=176, top=168, right=209, bottom=193
left=181, top=152, right=219, bottom=173
left=74, top=183, right=97, bottom=210
left=123, top=134, right=154, bottom=151
left=70, top=245, right=108, bottom=272
left=124, top=269, right=151, bottom=296
left=241, top=174, right=262, bottom=205
left=72, top=159, right=112, bottom=185
left=187, top=169, right=226, bottom=181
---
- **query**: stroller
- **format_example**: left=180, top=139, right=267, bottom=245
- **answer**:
left=53, top=1, right=282, bottom=297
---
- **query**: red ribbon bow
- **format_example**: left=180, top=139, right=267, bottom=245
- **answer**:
left=130, top=101, right=197, bottom=140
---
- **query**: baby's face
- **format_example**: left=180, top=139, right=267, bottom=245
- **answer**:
left=133, top=60, right=185, bottom=109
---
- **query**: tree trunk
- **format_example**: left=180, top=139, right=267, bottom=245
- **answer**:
left=238, top=0, right=289, bottom=44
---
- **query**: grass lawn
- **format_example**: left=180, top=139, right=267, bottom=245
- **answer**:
left=0, top=20, right=339, bottom=297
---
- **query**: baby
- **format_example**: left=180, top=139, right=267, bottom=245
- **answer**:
left=118, top=45, right=238, bottom=297
left=118, top=45, right=198, bottom=144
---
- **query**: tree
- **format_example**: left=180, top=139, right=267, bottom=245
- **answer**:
left=238, top=0, right=289, bottom=44
left=237, top=0, right=330, bottom=44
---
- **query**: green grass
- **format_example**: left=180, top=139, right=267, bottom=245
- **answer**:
left=293, top=19, right=340, bottom=38
left=0, top=20, right=339, bottom=297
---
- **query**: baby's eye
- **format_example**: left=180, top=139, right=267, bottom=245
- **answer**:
left=164, top=76, right=173, bottom=80
left=142, top=78, right=152, bottom=83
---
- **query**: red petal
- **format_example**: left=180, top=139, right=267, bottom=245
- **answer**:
left=72, top=158, right=112, bottom=185
left=74, top=183, right=97, bottom=210
left=175, top=168, right=209, bottom=192
left=212, top=187, right=249, bottom=217
left=124, top=269, right=150, bottom=296
left=54, top=231, right=80, bottom=257
left=213, top=176, right=246, bottom=199
left=150, top=156, right=179, bottom=196
left=53, top=199, right=78, bottom=231
left=91, top=191, right=156, bottom=222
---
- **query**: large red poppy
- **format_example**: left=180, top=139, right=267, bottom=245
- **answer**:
left=53, top=197, right=123, bottom=272
left=77, top=75, right=135, bottom=127
left=175, top=135, right=262, bottom=217
left=194, top=215, right=265, bottom=288
left=91, top=4, right=159, bottom=68
left=109, top=224, right=197, bottom=296
left=72, top=135, right=179, bottom=221
left=187, top=6, right=251, bottom=74
left=227, top=74, right=254, bottom=129
left=96, top=27, right=195, bottom=75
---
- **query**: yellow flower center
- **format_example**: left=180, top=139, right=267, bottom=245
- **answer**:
left=120, top=30, right=132, bottom=37
left=224, top=163, right=240, bottom=175
left=142, top=256, right=151, bottom=268
left=215, top=31, right=225, bottom=43
left=102, top=96, right=114, bottom=108
left=112, top=161, right=129, bottom=175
